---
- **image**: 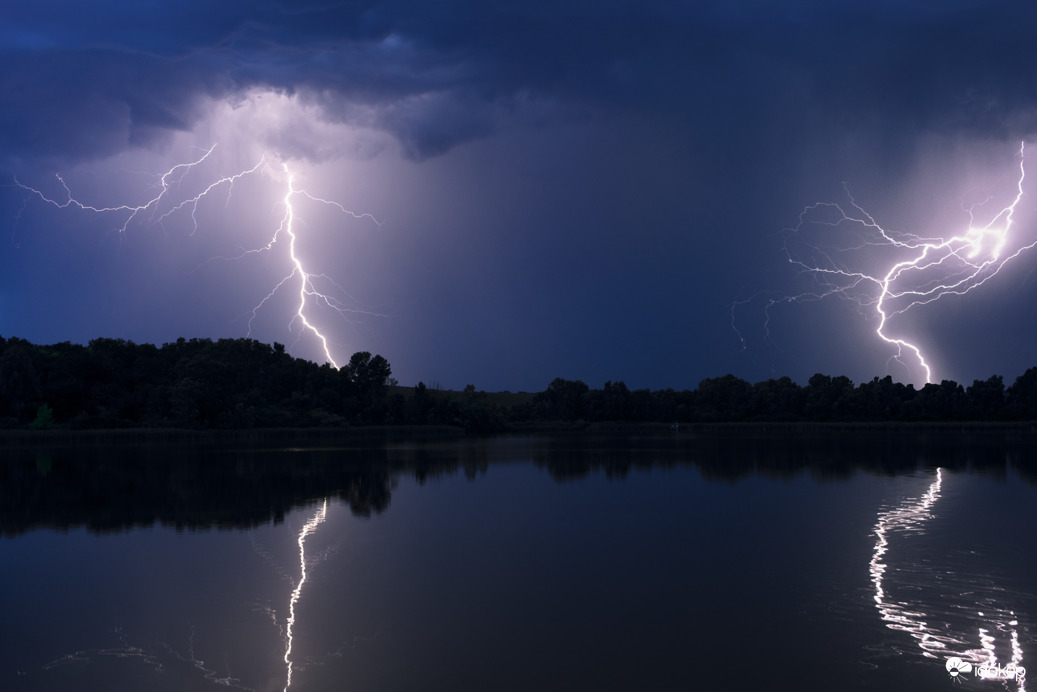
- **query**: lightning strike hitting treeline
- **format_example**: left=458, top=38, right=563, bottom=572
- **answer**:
left=736, top=142, right=1035, bottom=385
left=13, top=145, right=382, bottom=369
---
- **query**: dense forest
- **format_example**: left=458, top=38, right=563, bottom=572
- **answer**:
left=2, top=335, right=1037, bottom=431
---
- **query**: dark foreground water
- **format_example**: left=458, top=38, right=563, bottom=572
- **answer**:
left=1, top=428, right=1035, bottom=692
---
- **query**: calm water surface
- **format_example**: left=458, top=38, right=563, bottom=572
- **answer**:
left=1, top=430, right=1035, bottom=691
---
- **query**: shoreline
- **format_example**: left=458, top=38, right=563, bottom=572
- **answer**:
left=3, top=419, right=1037, bottom=447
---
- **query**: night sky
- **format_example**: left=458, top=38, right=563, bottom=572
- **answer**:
left=4, top=1, right=1037, bottom=392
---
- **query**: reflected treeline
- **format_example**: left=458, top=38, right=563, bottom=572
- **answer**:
left=0, top=443, right=398, bottom=537
left=3, top=428, right=1037, bottom=536
left=531, top=426, right=1037, bottom=484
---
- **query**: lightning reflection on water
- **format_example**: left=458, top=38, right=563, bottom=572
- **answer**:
left=870, top=469, right=1026, bottom=687
left=283, top=499, right=328, bottom=692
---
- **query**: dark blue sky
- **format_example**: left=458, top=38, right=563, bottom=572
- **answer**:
left=4, top=0, right=1037, bottom=391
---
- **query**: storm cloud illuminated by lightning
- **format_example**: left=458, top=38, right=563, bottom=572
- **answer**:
left=13, top=107, right=383, bottom=369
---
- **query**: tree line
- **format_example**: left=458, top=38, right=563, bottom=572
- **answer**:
left=3, top=335, right=1037, bottom=430
left=0, top=336, right=392, bottom=429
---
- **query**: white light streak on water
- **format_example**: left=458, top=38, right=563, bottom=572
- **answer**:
left=870, top=469, right=1026, bottom=687
left=284, top=499, right=329, bottom=691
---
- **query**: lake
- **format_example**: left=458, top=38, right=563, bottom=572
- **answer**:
left=1, top=427, right=1034, bottom=691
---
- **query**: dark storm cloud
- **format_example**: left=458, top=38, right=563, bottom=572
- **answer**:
left=6, top=0, right=1037, bottom=167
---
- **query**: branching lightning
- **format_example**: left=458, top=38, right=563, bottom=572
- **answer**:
left=244, top=163, right=381, bottom=368
left=736, top=142, right=1035, bottom=384
left=13, top=145, right=382, bottom=368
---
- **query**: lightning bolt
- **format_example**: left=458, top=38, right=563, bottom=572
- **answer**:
left=13, top=145, right=259, bottom=234
left=244, top=163, right=381, bottom=369
left=13, top=146, right=381, bottom=368
left=739, top=142, right=1034, bottom=385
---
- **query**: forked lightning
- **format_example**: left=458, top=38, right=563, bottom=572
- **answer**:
left=738, top=142, right=1034, bottom=384
left=14, top=146, right=381, bottom=368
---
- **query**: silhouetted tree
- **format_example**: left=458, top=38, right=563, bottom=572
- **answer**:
left=751, top=377, right=804, bottom=420
left=695, top=374, right=753, bottom=421
left=904, top=380, right=968, bottom=421
left=804, top=374, right=855, bottom=420
left=967, top=375, right=1006, bottom=420
left=589, top=380, right=632, bottom=421
left=1007, top=367, right=1037, bottom=419
left=854, top=376, right=913, bottom=420
left=0, top=343, right=42, bottom=422
left=343, top=351, right=392, bottom=421
left=534, top=378, right=589, bottom=421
